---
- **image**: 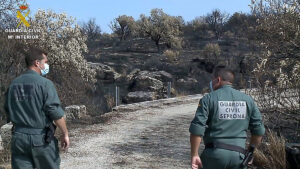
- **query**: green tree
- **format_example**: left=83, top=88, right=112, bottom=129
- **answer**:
left=27, top=10, right=95, bottom=82
left=226, top=12, right=257, bottom=38
left=184, top=16, right=210, bottom=39
left=249, top=0, right=300, bottom=139
left=248, top=1, right=300, bottom=165
left=110, top=15, right=137, bottom=41
left=203, top=43, right=221, bottom=62
left=251, top=0, right=300, bottom=88
left=0, top=8, right=106, bottom=121
left=138, top=8, right=184, bottom=52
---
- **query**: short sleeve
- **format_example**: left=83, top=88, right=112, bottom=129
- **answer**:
left=189, top=96, right=210, bottom=136
left=248, top=99, right=265, bottom=136
left=43, top=80, right=65, bottom=120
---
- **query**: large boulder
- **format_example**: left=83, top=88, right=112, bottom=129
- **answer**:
left=0, top=123, right=13, bottom=151
left=127, top=70, right=174, bottom=92
left=126, top=70, right=174, bottom=103
left=123, top=91, right=157, bottom=104
left=127, top=70, right=173, bottom=83
left=175, top=77, right=201, bottom=94
left=65, top=105, right=87, bottom=121
left=130, top=75, right=164, bottom=93
left=177, top=77, right=198, bottom=83
left=151, top=71, right=173, bottom=82
left=127, top=68, right=141, bottom=81
left=125, top=70, right=174, bottom=103
left=88, top=62, right=121, bottom=82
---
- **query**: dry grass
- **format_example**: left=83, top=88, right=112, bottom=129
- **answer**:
left=253, top=130, right=286, bottom=169
left=105, top=94, right=115, bottom=110
left=0, top=140, right=11, bottom=165
left=163, top=50, right=179, bottom=63
left=172, top=88, right=189, bottom=97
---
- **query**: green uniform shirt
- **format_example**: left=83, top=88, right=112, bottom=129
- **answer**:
left=4, top=70, right=64, bottom=129
left=189, top=85, right=265, bottom=143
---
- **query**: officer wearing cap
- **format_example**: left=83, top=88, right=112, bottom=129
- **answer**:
left=4, top=47, right=70, bottom=169
left=189, top=67, right=265, bottom=169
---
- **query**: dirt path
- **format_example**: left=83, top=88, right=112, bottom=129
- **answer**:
left=61, top=95, right=204, bottom=169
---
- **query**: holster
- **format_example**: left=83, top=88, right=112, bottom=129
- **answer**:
left=44, top=123, right=57, bottom=144
left=240, top=145, right=255, bottom=167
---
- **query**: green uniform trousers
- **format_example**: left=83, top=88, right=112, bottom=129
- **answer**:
left=201, top=139, right=246, bottom=169
left=11, top=132, right=60, bottom=169
left=201, top=148, right=246, bottom=169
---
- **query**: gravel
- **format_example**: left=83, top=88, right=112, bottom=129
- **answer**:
left=61, top=95, right=204, bottom=169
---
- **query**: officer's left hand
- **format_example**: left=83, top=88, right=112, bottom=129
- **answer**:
left=248, top=157, right=254, bottom=166
left=60, top=134, right=70, bottom=151
left=191, top=155, right=203, bottom=169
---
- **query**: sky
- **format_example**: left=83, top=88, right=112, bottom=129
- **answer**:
left=26, top=0, right=252, bottom=33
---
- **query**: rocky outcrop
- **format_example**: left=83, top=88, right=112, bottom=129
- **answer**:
left=127, top=69, right=173, bottom=83
left=123, top=91, right=157, bottom=104
left=130, top=75, right=164, bottom=93
left=127, top=69, right=141, bottom=81
left=65, top=105, right=87, bottom=121
left=175, top=77, right=203, bottom=94
left=124, top=70, right=174, bottom=103
left=0, top=123, right=13, bottom=151
left=177, top=77, right=198, bottom=83
left=88, top=62, right=121, bottom=82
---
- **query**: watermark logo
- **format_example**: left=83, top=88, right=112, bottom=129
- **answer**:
left=4, top=4, right=41, bottom=40
left=16, top=5, right=30, bottom=28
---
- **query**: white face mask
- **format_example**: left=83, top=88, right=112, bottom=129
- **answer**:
left=209, top=81, right=214, bottom=92
left=39, top=63, right=49, bottom=76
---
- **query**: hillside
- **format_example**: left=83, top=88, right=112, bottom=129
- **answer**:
left=85, top=35, right=258, bottom=105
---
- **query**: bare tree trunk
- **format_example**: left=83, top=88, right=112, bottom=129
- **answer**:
left=155, top=40, right=160, bottom=53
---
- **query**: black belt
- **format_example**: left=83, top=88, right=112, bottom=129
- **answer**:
left=205, top=142, right=246, bottom=155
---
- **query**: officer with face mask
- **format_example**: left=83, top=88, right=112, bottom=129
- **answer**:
left=4, top=47, right=70, bottom=169
left=189, top=67, right=265, bottom=169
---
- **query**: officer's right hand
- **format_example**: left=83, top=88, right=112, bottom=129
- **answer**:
left=191, top=155, right=203, bottom=169
left=61, top=134, right=70, bottom=151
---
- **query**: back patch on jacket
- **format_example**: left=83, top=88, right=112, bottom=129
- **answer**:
left=218, top=101, right=246, bottom=120
left=12, top=84, right=34, bottom=102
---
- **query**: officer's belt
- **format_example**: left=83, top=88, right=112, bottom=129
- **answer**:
left=205, top=141, right=246, bottom=155
left=13, top=126, right=46, bottom=135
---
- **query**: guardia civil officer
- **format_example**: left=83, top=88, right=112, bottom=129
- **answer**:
left=4, top=47, right=70, bottom=169
left=189, top=67, right=265, bottom=169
